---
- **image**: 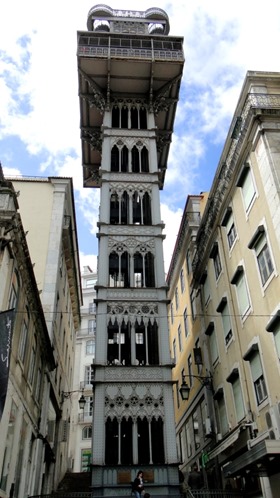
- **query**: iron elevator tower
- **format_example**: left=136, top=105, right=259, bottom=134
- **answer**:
left=77, top=5, right=184, bottom=496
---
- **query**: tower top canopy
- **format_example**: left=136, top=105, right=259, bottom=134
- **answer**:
left=87, top=4, right=170, bottom=35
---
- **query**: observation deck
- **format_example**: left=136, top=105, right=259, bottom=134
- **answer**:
left=77, top=5, right=184, bottom=188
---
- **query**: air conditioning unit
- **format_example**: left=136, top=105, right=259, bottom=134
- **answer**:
left=205, top=417, right=212, bottom=436
left=265, top=405, right=280, bottom=440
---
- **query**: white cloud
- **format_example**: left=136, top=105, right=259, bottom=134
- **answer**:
left=161, top=203, right=183, bottom=273
left=79, top=251, right=98, bottom=273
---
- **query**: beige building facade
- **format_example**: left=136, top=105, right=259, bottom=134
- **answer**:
left=168, top=72, right=280, bottom=498
left=0, top=173, right=56, bottom=498
left=5, top=176, right=82, bottom=495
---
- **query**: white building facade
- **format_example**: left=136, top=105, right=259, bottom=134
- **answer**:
left=69, top=266, right=97, bottom=473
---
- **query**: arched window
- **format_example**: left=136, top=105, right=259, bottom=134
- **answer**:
left=121, top=145, right=128, bottom=172
left=105, top=417, right=133, bottom=465
left=112, top=104, right=147, bottom=130
left=133, top=192, right=141, bottom=224
left=112, top=106, right=120, bottom=128
left=137, top=417, right=150, bottom=464
left=110, top=192, right=119, bottom=224
left=142, top=192, right=151, bottom=224
left=132, top=192, right=151, bottom=225
left=131, top=106, right=139, bottom=129
left=132, top=145, right=140, bottom=172
left=109, top=251, right=129, bottom=287
left=139, top=107, right=147, bottom=129
left=151, top=417, right=165, bottom=463
left=82, top=426, right=92, bottom=439
left=105, top=417, right=118, bottom=464
left=121, top=106, right=128, bottom=128
left=141, top=146, right=149, bottom=172
left=135, top=320, right=159, bottom=365
left=86, top=340, right=95, bottom=355
left=111, top=145, right=119, bottom=172
left=121, top=418, right=133, bottom=464
left=107, top=319, right=131, bottom=365
left=133, top=251, right=155, bottom=288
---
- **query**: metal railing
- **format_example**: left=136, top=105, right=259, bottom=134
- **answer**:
left=77, top=45, right=184, bottom=62
left=186, top=490, right=242, bottom=498
left=30, top=492, right=242, bottom=498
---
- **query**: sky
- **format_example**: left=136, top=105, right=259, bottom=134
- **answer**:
left=1, top=0, right=280, bottom=274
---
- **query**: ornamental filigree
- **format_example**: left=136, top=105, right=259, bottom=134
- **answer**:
left=104, top=383, right=164, bottom=421
left=156, top=132, right=172, bottom=153
left=79, top=69, right=106, bottom=112
left=107, top=302, right=158, bottom=320
left=81, top=129, right=102, bottom=152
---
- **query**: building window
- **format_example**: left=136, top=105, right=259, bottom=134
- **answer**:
left=206, top=322, right=218, bottom=365
left=9, top=269, right=20, bottom=310
left=183, top=308, right=188, bottom=338
left=35, top=365, right=42, bottom=401
left=227, top=370, right=245, bottom=422
left=202, top=275, right=210, bottom=307
left=248, top=226, right=274, bottom=287
left=178, top=324, right=182, bottom=352
left=84, top=396, right=93, bottom=418
left=86, top=278, right=95, bottom=288
left=173, top=339, right=177, bottom=364
left=190, top=289, right=196, bottom=320
left=18, top=319, right=28, bottom=362
left=266, top=312, right=280, bottom=361
left=105, top=415, right=164, bottom=465
left=214, top=390, right=228, bottom=436
left=180, top=269, right=185, bottom=293
left=210, top=243, right=222, bottom=280
left=89, top=301, right=96, bottom=314
left=186, top=250, right=192, bottom=275
left=188, top=354, right=193, bottom=388
left=86, top=340, right=95, bottom=355
left=28, top=345, right=36, bottom=385
left=231, top=266, right=251, bottom=318
left=244, top=346, right=268, bottom=406
left=170, top=302, right=174, bottom=324
left=237, top=164, right=256, bottom=213
left=88, top=319, right=96, bottom=335
left=82, top=426, right=92, bottom=439
left=217, top=298, right=233, bottom=346
left=192, top=411, right=200, bottom=450
left=222, top=208, right=237, bottom=250
left=186, top=421, right=192, bottom=457
left=85, top=365, right=94, bottom=385
left=175, top=287, right=179, bottom=310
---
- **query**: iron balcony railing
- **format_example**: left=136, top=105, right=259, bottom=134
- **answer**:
left=78, top=35, right=184, bottom=62
left=30, top=491, right=242, bottom=498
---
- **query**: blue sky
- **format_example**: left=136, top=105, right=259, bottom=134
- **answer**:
left=1, top=0, right=280, bottom=273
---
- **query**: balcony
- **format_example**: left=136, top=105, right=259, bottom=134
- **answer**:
left=77, top=34, right=184, bottom=63
left=76, top=327, right=96, bottom=336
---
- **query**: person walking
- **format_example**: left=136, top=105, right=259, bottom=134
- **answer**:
left=187, top=463, right=203, bottom=490
left=133, top=470, right=144, bottom=498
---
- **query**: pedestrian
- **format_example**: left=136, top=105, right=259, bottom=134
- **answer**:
left=187, top=463, right=203, bottom=490
left=179, top=469, right=187, bottom=498
left=133, top=470, right=145, bottom=498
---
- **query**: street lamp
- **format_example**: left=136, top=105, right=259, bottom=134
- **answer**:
left=62, top=389, right=86, bottom=410
left=179, top=373, right=213, bottom=401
